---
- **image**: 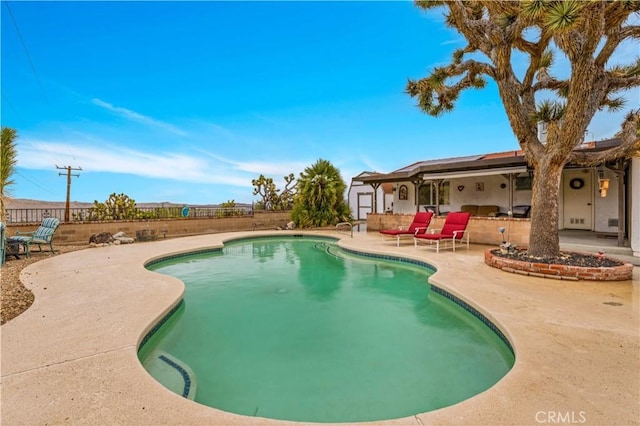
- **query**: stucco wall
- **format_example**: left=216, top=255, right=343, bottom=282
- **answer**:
left=348, top=182, right=386, bottom=218
left=5, top=212, right=292, bottom=245
left=593, top=168, right=621, bottom=233
left=367, top=213, right=531, bottom=247
left=392, top=183, right=418, bottom=215
left=449, top=175, right=513, bottom=214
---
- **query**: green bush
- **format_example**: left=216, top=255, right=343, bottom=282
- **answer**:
left=291, top=159, right=351, bottom=228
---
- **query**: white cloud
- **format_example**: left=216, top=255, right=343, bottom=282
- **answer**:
left=17, top=139, right=250, bottom=187
left=91, top=98, right=189, bottom=137
left=440, top=38, right=463, bottom=46
left=356, top=155, right=385, bottom=174
left=197, top=150, right=309, bottom=177
left=15, top=134, right=334, bottom=191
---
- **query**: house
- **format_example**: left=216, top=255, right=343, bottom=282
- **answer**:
left=354, top=139, right=639, bottom=257
left=348, top=172, right=393, bottom=220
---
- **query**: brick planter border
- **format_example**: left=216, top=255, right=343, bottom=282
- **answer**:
left=484, top=248, right=633, bottom=281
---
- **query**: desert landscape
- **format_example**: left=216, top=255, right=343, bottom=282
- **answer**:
left=5, top=198, right=189, bottom=210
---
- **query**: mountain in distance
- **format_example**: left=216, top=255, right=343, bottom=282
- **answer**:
left=6, top=198, right=253, bottom=210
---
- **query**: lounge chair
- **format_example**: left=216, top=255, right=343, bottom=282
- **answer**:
left=380, top=211, right=433, bottom=246
left=13, top=217, right=60, bottom=257
left=414, top=211, right=471, bottom=253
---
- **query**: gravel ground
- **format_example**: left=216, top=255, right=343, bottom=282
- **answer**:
left=1, top=245, right=86, bottom=325
left=490, top=248, right=625, bottom=267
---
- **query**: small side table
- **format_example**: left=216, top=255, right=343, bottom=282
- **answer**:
left=5, top=237, right=22, bottom=260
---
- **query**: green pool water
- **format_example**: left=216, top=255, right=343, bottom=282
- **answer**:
left=140, top=237, right=514, bottom=423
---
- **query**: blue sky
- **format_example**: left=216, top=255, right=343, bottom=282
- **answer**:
left=2, top=1, right=637, bottom=205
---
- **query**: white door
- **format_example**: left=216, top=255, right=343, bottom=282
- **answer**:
left=563, top=170, right=593, bottom=230
left=357, top=193, right=373, bottom=220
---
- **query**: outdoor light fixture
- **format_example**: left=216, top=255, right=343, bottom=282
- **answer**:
left=498, top=226, right=512, bottom=253
left=498, top=227, right=506, bottom=244
left=597, top=165, right=610, bottom=198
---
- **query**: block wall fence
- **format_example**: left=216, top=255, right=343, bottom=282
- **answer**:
left=5, top=212, right=293, bottom=245
left=5, top=211, right=531, bottom=247
left=367, top=213, right=531, bottom=247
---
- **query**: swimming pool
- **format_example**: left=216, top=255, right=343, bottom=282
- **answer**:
left=140, top=236, right=514, bottom=422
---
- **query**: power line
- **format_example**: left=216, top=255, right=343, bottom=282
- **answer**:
left=15, top=169, right=57, bottom=195
left=4, top=2, right=81, bottom=162
left=4, top=1, right=48, bottom=103
left=1, top=93, right=24, bottom=122
left=56, top=165, right=82, bottom=222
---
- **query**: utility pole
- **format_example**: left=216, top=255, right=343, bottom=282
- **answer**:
left=56, top=165, right=82, bottom=223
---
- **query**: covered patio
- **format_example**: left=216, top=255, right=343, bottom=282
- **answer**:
left=354, top=141, right=634, bottom=252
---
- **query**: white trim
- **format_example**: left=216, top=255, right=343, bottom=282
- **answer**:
left=421, top=166, right=528, bottom=181
left=631, top=158, right=639, bottom=257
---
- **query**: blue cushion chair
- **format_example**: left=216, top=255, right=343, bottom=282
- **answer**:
left=13, top=217, right=61, bottom=257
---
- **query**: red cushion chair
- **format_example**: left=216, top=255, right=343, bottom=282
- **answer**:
left=379, top=211, right=433, bottom=246
left=414, top=211, right=471, bottom=253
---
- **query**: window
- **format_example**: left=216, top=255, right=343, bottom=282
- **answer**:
left=398, top=185, right=408, bottom=200
left=515, top=175, right=532, bottom=190
left=418, top=185, right=430, bottom=205
left=439, top=181, right=450, bottom=204
left=419, top=181, right=450, bottom=205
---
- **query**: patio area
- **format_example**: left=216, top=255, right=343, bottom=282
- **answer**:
left=1, top=230, right=638, bottom=425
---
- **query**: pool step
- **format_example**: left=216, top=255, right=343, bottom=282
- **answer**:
left=143, top=351, right=197, bottom=400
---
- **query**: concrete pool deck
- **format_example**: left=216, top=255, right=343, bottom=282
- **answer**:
left=1, top=230, right=638, bottom=425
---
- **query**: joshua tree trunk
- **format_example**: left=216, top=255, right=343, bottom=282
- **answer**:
left=528, top=160, right=564, bottom=258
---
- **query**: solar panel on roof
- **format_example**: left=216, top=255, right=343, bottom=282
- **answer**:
left=391, top=155, right=484, bottom=173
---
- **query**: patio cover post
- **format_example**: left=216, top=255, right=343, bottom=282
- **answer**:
left=606, top=160, right=627, bottom=248
left=434, top=179, right=443, bottom=216
left=412, top=178, right=423, bottom=213
left=612, top=161, right=626, bottom=247
left=618, top=169, right=625, bottom=247
left=370, top=182, right=380, bottom=214
left=506, top=173, right=515, bottom=211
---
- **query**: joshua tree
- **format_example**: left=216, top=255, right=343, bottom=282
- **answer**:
left=278, top=173, right=298, bottom=210
left=1, top=127, right=18, bottom=221
left=407, top=1, right=640, bottom=258
left=292, top=159, right=351, bottom=228
left=252, top=173, right=297, bottom=210
left=252, top=175, right=279, bottom=210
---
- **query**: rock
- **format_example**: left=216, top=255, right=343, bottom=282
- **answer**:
left=89, top=232, right=114, bottom=244
left=286, top=221, right=296, bottom=230
left=113, top=231, right=134, bottom=244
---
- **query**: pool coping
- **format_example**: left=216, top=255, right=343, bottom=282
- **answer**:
left=1, top=230, right=638, bottom=425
